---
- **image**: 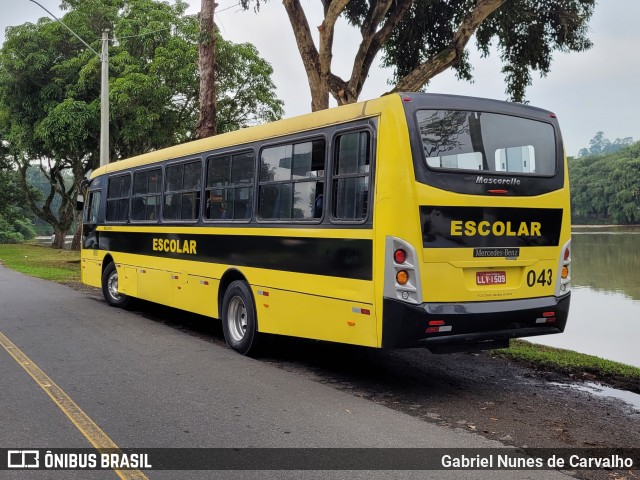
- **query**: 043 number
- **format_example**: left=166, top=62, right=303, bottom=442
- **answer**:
left=526, top=269, right=552, bottom=287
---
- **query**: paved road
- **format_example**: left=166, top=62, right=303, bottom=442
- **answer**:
left=0, top=266, right=572, bottom=479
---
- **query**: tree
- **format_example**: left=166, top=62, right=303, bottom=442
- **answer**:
left=216, top=40, right=284, bottom=133
left=240, top=0, right=595, bottom=111
left=0, top=0, right=283, bottom=248
left=569, top=141, right=640, bottom=224
left=0, top=166, right=37, bottom=244
left=196, top=0, right=217, bottom=138
left=578, top=131, right=634, bottom=157
left=0, top=120, right=37, bottom=243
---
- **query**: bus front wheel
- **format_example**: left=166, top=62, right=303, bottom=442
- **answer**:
left=101, top=262, right=131, bottom=308
left=221, top=280, right=262, bottom=356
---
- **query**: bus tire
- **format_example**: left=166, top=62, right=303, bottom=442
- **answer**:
left=101, top=262, right=131, bottom=309
left=221, top=280, right=262, bottom=356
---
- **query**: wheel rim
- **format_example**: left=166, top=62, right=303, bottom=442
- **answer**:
left=107, top=270, right=122, bottom=301
left=227, top=296, right=248, bottom=342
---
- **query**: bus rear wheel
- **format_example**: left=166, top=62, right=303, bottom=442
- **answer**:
left=101, top=262, right=131, bottom=308
left=221, top=280, right=262, bottom=356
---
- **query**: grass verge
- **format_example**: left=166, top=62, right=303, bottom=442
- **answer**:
left=491, top=339, right=640, bottom=393
left=0, top=243, right=80, bottom=282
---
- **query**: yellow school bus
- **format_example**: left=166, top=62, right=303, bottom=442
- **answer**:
left=81, top=93, right=571, bottom=355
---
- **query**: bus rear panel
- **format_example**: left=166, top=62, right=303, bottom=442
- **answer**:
left=380, top=94, right=571, bottom=353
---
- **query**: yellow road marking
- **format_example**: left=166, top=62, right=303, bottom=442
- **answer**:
left=0, top=331, right=149, bottom=480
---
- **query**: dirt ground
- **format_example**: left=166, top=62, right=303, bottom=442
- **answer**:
left=259, top=339, right=640, bottom=480
left=70, top=284, right=640, bottom=479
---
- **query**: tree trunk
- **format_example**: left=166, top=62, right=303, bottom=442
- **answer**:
left=283, top=0, right=329, bottom=112
left=196, top=0, right=218, bottom=139
left=71, top=218, right=82, bottom=250
left=52, top=226, right=68, bottom=249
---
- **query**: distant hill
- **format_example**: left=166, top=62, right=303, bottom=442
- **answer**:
left=577, top=131, right=634, bottom=158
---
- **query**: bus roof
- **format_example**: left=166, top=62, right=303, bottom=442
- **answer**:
left=90, top=92, right=552, bottom=179
left=91, top=94, right=396, bottom=179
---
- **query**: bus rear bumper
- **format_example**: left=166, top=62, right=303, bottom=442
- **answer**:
left=381, top=294, right=570, bottom=353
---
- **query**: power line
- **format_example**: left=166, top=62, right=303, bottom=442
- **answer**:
left=109, top=3, right=241, bottom=42
left=114, top=26, right=172, bottom=41
left=28, top=0, right=100, bottom=58
left=217, top=2, right=242, bottom=14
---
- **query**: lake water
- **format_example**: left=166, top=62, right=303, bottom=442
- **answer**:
left=530, top=226, right=640, bottom=368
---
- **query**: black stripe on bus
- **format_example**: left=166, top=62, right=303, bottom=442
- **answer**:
left=420, top=206, right=563, bottom=248
left=97, top=231, right=373, bottom=281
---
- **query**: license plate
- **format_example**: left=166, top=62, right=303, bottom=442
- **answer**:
left=476, top=271, right=506, bottom=285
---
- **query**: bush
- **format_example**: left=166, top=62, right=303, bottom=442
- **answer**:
left=0, top=216, right=33, bottom=244
left=13, top=218, right=36, bottom=240
left=0, top=230, right=24, bottom=244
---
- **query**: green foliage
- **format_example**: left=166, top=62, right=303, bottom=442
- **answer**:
left=475, top=0, right=595, bottom=102
left=0, top=0, right=283, bottom=245
left=0, top=163, right=38, bottom=243
left=0, top=217, right=37, bottom=244
left=569, top=141, right=640, bottom=224
left=365, top=0, right=475, bottom=86
left=13, top=219, right=37, bottom=240
left=217, top=41, right=284, bottom=133
left=0, top=219, right=25, bottom=244
left=25, top=166, right=75, bottom=235
left=1, top=0, right=283, bottom=159
left=345, top=0, right=595, bottom=102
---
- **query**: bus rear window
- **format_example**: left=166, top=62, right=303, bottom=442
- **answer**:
left=416, top=110, right=557, bottom=175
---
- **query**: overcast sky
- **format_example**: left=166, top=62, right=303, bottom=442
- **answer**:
left=3, top=0, right=639, bottom=156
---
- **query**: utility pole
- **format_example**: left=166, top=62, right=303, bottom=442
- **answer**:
left=28, top=1, right=110, bottom=166
left=100, top=30, right=110, bottom=167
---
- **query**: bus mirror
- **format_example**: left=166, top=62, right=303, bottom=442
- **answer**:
left=76, top=194, right=84, bottom=212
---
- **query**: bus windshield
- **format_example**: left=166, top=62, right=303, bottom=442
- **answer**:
left=416, top=110, right=557, bottom=175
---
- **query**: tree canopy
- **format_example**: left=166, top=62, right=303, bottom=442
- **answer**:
left=569, top=141, right=640, bottom=225
left=0, top=131, right=37, bottom=243
left=578, top=131, right=635, bottom=158
left=0, top=0, right=283, bottom=247
left=241, top=0, right=595, bottom=110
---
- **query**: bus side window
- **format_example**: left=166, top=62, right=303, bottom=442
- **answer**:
left=164, top=160, right=201, bottom=221
left=205, top=152, right=255, bottom=221
left=258, top=140, right=325, bottom=221
left=84, top=191, right=101, bottom=225
left=332, top=131, right=370, bottom=221
left=132, top=169, right=162, bottom=222
left=106, top=174, right=131, bottom=222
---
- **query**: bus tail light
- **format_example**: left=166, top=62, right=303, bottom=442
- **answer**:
left=537, top=312, right=557, bottom=324
left=384, top=237, right=422, bottom=305
left=555, top=239, right=571, bottom=296
left=394, top=249, right=407, bottom=264
left=426, top=321, right=452, bottom=334
left=487, top=189, right=509, bottom=195
left=536, top=316, right=557, bottom=324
